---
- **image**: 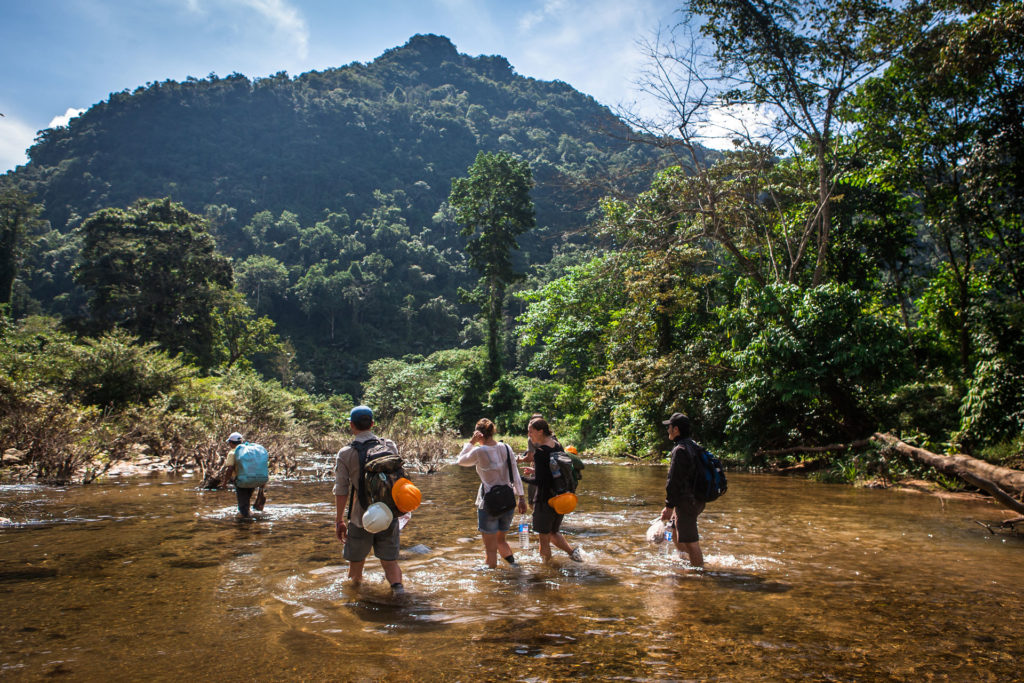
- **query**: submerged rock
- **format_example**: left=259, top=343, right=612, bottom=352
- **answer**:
left=406, top=544, right=431, bottom=554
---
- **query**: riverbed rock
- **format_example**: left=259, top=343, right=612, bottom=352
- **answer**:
left=406, top=544, right=431, bottom=554
left=3, top=448, right=26, bottom=464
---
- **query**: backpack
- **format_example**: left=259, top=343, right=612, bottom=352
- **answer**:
left=351, top=438, right=406, bottom=515
left=234, top=442, right=269, bottom=488
left=547, top=451, right=583, bottom=495
left=689, top=441, right=727, bottom=503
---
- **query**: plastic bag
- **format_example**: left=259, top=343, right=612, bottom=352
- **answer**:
left=646, top=517, right=667, bottom=544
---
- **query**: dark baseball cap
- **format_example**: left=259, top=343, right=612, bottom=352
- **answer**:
left=349, top=405, right=373, bottom=422
left=661, top=412, right=690, bottom=429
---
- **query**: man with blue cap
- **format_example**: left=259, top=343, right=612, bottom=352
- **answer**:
left=333, top=405, right=405, bottom=591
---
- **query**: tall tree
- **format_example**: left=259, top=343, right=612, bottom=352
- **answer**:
left=235, top=254, right=288, bottom=315
left=449, top=151, right=535, bottom=383
left=0, top=185, right=46, bottom=307
left=628, top=0, right=901, bottom=284
left=74, top=198, right=233, bottom=368
left=851, top=0, right=1024, bottom=378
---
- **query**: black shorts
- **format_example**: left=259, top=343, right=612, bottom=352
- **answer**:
left=532, top=495, right=564, bottom=535
left=672, top=498, right=706, bottom=543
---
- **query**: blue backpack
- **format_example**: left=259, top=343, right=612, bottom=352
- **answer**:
left=690, top=442, right=727, bottom=503
left=234, top=442, right=269, bottom=488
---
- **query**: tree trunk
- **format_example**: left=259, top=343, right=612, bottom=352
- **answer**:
left=873, top=432, right=1024, bottom=511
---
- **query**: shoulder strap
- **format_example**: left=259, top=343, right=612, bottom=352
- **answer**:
left=504, top=443, right=515, bottom=483
left=349, top=438, right=381, bottom=516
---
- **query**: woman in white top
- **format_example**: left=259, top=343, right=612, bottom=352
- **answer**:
left=457, top=418, right=527, bottom=567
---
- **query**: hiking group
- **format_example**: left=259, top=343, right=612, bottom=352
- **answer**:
left=219, top=406, right=725, bottom=591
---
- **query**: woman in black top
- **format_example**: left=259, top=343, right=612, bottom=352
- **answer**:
left=523, top=417, right=582, bottom=563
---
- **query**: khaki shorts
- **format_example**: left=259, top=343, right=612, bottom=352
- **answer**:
left=344, top=518, right=401, bottom=562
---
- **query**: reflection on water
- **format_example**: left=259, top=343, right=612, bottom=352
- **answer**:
left=1, top=465, right=1022, bottom=681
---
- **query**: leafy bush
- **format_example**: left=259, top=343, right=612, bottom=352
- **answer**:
left=486, top=375, right=522, bottom=434
left=0, top=316, right=350, bottom=484
left=362, top=347, right=486, bottom=433
left=71, top=329, right=193, bottom=407
left=959, top=354, right=1024, bottom=449
left=723, top=282, right=911, bottom=451
left=881, top=382, right=961, bottom=448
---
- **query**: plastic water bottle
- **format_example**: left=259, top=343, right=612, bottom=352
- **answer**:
left=549, top=457, right=562, bottom=481
left=519, top=517, right=529, bottom=550
left=664, top=526, right=674, bottom=556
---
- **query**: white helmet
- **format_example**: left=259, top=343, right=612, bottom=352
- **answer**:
left=361, top=502, right=393, bottom=533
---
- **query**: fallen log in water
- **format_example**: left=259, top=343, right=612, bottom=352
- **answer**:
left=873, top=432, right=1024, bottom=515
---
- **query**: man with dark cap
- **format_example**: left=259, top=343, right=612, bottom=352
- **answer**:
left=659, top=412, right=705, bottom=567
left=333, top=405, right=405, bottom=592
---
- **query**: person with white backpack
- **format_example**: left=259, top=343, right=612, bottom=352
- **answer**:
left=221, top=432, right=268, bottom=519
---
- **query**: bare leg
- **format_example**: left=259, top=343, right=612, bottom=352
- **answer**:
left=482, top=532, right=499, bottom=568
left=549, top=532, right=574, bottom=556
left=538, top=533, right=553, bottom=561
left=495, top=531, right=512, bottom=560
left=348, top=560, right=365, bottom=585
left=381, top=559, right=403, bottom=585
left=676, top=541, right=704, bottom=567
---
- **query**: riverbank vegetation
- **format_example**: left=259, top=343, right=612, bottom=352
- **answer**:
left=0, top=315, right=348, bottom=484
left=2, top=3, right=1023, bottom=505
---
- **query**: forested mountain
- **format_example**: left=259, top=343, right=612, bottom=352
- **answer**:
left=18, top=34, right=666, bottom=235
left=4, top=2, right=1023, bottom=486
left=6, top=34, right=676, bottom=393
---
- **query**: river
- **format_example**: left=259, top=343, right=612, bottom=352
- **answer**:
left=1, top=461, right=1022, bottom=681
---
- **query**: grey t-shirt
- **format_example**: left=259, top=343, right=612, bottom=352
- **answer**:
left=332, top=431, right=398, bottom=528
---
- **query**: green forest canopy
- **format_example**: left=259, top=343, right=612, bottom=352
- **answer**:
left=3, top=2, right=1024, bottom=477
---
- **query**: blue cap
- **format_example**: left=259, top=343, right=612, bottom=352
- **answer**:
left=350, top=405, right=373, bottom=422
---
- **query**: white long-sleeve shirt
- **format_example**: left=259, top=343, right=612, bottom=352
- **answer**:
left=457, top=442, right=525, bottom=509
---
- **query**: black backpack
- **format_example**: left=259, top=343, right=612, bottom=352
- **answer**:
left=689, top=441, right=727, bottom=503
left=349, top=438, right=406, bottom=515
left=548, top=451, right=583, bottom=495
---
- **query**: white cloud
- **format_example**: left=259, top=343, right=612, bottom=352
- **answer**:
left=238, top=0, right=309, bottom=59
left=182, top=0, right=309, bottom=59
left=510, top=0, right=666, bottom=111
left=49, top=107, right=86, bottom=129
left=0, top=114, right=36, bottom=172
left=519, top=0, right=570, bottom=32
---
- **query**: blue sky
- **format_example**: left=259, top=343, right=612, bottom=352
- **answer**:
left=0, top=0, right=682, bottom=173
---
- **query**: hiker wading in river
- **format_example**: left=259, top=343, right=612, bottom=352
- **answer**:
left=333, top=406, right=405, bottom=592
left=660, top=412, right=706, bottom=567
left=522, top=417, right=583, bottom=563
left=457, top=418, right=527, bottom=568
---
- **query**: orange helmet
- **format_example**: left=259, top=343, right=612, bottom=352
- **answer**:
left=566, top=446, right=578, bottom=455
left=548, top=492, right=578, bottom=515
left=392, top=477, right=422, bottom=513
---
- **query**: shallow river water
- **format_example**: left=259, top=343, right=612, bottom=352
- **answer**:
left=1, top=461, right=1022, bottom=682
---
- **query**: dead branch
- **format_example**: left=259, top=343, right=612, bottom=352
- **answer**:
left=756, top=439, right=872, bottom=459
left=771, top=459, right=830, bottom=474
left=873, top=432, right=1024, bottom=514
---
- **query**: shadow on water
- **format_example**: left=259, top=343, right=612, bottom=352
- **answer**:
left=699, top=568, right=794, bottom=594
